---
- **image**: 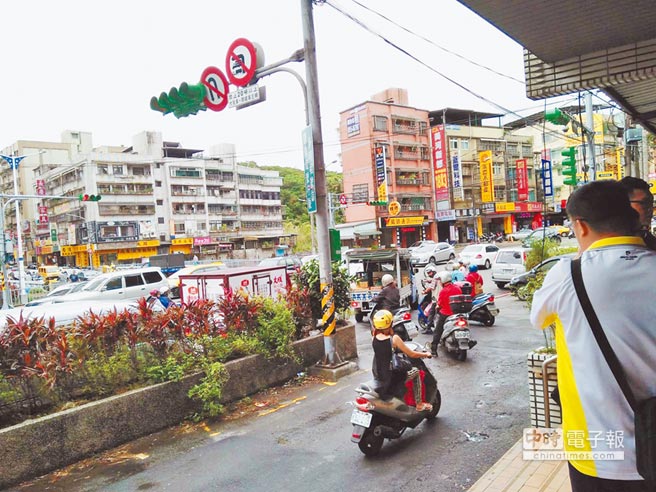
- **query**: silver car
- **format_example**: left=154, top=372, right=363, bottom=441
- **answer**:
left=410, top=242, right=455, bottom=266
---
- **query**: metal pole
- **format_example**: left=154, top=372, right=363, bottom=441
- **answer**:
left=301, top=0, right=342, bottom=367
left=585, top=93, right=597, bottom=181
left=11, top=165, right=27, bottom=305
left=0, top=199, right=13, bottom=309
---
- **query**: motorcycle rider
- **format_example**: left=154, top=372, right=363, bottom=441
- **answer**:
left=451, top=261, right=466, bottom=282
left=419, top=265, right=439, bottom=334
left=373, top=274, right=400, bottom=312
left=465, top=264, right=484, bottom=296
left=371, top=310, right=433, bottom=412
left=149, top=286, right=171, bottom=309
left=431, top=271, right=463, bottom=356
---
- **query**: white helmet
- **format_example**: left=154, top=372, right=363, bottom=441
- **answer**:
left=438, top=271, right=452, bottom=284
left=381, top=274, right=395, bottom=287
left=424, top=265, right=438, bottom=276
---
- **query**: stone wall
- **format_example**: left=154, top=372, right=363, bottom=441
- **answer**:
left=0, top=323, right=356, bottom=489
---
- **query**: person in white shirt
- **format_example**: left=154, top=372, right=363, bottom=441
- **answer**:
left=530, top=180, right=656, bottom=491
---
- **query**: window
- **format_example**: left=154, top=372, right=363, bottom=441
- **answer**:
left=460, top=140, right=470, bottom=150
left=493, top=163, right=503, bottom=175
left=450, top=138, right=459, bottom=149
left=171, top=167, right=201, bottom=178
left=156, top=200, right=163, bottom=206
left=373, top=115, right=387, bottom=132
left=105, top=278, right=122, bottom=291
left=352, top=183, right=369, bottom=203
left=112, top=165, right=124, bottom=175
left=155, top=181, right=162, bottom=187
left=158, top=217, right=165, bottom=224
left=98, top=165, right=109, bottom=175
left=143, top=271, right=164, bottom=284
left=125, top=274, right=144, bottom=287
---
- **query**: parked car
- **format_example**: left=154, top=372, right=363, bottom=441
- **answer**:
left=409, top=242, right=455, bottom=266
left=458, top=243, right=500, bottom=269
left=407, top=240, right=437, bottom=254
left=167, top=262, right=225, bottom=298
left=521, top=227, right=562, bottom=247
left=37, top=267, right=168, bottom=304
left=25, top=282, right=89, bottom=307
left=506, top=228, right=534, bottom=241
left=508, top=253, right=576, bottom=299
left=553, top=225, right=571, bottom=237
left=258, top=256, right=302, bottom=272
left=490, top=247, right=530, bottom=288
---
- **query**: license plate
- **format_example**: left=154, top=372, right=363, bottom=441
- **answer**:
left=503, top=269, right=513, bottom=273
left=351, top=409, right=372, bottom=427
left=454, top=330, right=470, bottom=339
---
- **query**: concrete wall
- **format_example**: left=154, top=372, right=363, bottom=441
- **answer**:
left=0, top=323, right=356, bottom=489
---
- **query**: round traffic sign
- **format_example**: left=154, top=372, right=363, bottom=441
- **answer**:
left=200, top=66, right=230, bottom=112
left=388, top=201, right=401, bottom=217
left=339, top=193, right=347, bottom=205
left=225, top=38, right=259, bottom=87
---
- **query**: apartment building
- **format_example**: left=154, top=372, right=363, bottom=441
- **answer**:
left=339, top=88, right=437, bottom=248
left=2, top=131, right=284, bottom=267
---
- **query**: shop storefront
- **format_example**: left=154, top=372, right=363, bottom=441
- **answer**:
left=380, top=215, right=433, bottom=248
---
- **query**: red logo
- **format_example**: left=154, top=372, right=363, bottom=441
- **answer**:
left=241, top=279, right=249, bottom=287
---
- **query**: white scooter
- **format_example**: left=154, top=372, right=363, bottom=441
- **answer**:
left=438, top=294, right=477, bottom=361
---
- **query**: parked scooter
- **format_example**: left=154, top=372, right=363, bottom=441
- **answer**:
left=350, top=341, right=441, bottom=456
left=437, top=294, right=477, bottom=361
left=453, top=281, right=499, bottom=327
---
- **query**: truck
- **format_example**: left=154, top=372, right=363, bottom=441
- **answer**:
left=146, top=253, right=187, bottom=276
left=344, top=248, right=416, bottom=323
left=179, top=265, right=289, bottom=304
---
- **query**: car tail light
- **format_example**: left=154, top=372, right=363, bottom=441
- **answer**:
left=455, top=317, right=467, bottom=327
left=476, top=254, right=482, bottom=259
left=402, top=312, right=412, bottom=321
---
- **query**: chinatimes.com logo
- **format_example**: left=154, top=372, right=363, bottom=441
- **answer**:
left=522, top=428, right=625, bottom=461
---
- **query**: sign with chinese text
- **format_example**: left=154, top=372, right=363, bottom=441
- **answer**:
left=302, top=125, right=317, bottom=213
left=36, top=179, right=46, bottom=196
left=451, top=153, right=464, bottom=200
left=479, top=150, right=494, bottom=202
left=436, top=209, right=456, bottom=222
left=346, top=114, right=360, bottom=136
left=495, top=202, right=516, bottom=212
left=542, top=159, right=553, bottom=197
left=431, top=125, right=449, bottom=206
left=374, top=145, right=388, bottom=203
left=516, top=159, right=529, bottom=201
left=385, top=216, right=424, bottom=227
left=193, top=236, right=212, bottom=246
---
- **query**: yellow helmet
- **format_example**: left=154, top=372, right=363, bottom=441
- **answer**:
left=372, top=309, right=393, bottom=330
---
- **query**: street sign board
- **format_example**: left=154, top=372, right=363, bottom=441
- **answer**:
left=339, top=193, right=347, bottom=206
left=200, top=66, right=230, bottom=112
left=302, top=126, right=317, bottom=213
left=225, top=38, right=261, bottom=87
left=542, top=159, right=553, bottom=197
left=228, top=84, right=263, bottom=109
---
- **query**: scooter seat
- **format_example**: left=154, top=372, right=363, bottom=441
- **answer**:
left=357, top=379, right=385, bottom=396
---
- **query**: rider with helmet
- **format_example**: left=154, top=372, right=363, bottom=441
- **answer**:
left=451, top=260, right=466, bottom=282
left=372, top=310, right=433, bottom=411
left=149, top=286, right=172, bottom=309
left=374, top=273, right=400, bottom=312
left=465, top=264, right=484, bottom=296
left=431, top=271, right=463, bottom=356
left=419, top=265, right=439, bottom=334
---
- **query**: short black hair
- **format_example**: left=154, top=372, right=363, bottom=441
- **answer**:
left=566, top=180, right=639, bottom=235
left=620, top=176, right=652, bottom=196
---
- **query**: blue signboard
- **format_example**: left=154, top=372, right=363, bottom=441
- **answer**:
left=541, top=159, right=553, bottom=197
left=302, top=126, right=317, bottom=213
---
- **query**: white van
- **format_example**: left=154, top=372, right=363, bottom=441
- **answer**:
left=40, top=267, right=168, bottom=304
left=491, top=248, right=529, bottom=289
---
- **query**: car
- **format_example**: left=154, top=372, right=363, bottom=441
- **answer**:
left=553, top=225, right=571, bottom=237
left=508, top=253, right=576, bottom=299
left=521, top=227, right=562, bottom=247
left=490, top=247, right=530, bottom=288
left=457, top=243, right=500, bottom=269
left=258, top=256, right=302, bottom=273
left=409, top=242, right=455, bottom=266
left=167, top=262, right=225, bottom=298
left=506, top=228, right=534, bottom=241
left=407, top=240, right=437, bottom=254
left=25, top=282, right=89, bottom=307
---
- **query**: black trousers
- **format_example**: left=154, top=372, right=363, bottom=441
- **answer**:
left=568, top=463, right=651, bottom=492
left=431, top=313, right=447, bottom=351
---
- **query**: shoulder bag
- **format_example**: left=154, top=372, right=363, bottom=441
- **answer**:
left=389, top=338, right=412, bottom=374
left=571, top=258, right=656, bottom=484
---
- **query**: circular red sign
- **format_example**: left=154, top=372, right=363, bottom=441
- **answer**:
left=241, top=279, right=249, bottom=287
left=200, top=66, right=230, bottom=112
left=339, top=193, right=347, bottom=205
left=225, top=38, right=258, bottom=87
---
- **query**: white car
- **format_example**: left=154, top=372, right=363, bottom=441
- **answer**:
left=407, top=240, right=437, bottom=254
left=458, top=243, right=500, bottom=269
left=410, top=242, right=455, bottom=266
left=490, top=247, right=530, bottom=288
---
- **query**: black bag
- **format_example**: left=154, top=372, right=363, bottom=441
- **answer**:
left=390, top=339, right=412, bottom=374
left=571, top=259, right=656, bottom=484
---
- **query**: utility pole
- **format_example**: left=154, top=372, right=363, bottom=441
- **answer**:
left=584, top=93, right=597, bottom=181
left=301, top=0, right=342, bottom=367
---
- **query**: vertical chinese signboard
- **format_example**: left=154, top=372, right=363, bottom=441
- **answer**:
left=431, top=125, right=449, bottom=210
left=516, top=159, right=529, bottom=201
left=479, top=150, right=494, bottom=202
left=374, top=145, right=388, bottom=202
left=451, top=152, right=464, bottom=200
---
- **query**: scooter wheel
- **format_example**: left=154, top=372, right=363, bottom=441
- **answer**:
left=457, top=350, right=468, bottom=361
left=483, top=315, right=495, bottom=327
left=426, top=390, right=442, bottom=420
left=358, top=428, right=384, bottom=456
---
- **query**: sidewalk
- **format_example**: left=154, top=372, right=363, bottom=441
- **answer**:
left=468, top=440, right=571, bottom=492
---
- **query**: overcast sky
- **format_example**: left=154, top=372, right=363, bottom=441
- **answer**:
left=2, top=0, right=569, bottom=170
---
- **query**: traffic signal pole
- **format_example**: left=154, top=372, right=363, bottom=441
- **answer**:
left=301, top=0, right=343, bottom=367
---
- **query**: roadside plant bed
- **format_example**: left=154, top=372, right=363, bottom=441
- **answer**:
left=0, top=284, right=315, bottom=430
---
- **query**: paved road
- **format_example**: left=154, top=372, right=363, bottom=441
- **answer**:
left=16, top=268, right=545, bottom=492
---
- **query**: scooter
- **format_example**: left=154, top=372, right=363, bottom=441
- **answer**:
left=350, top=341, right=441, bottom=456
left=438, top=295, right=477, bottom=361
left=469, top=292, right=499, bottom=326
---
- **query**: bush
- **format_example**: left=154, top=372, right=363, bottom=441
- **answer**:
left=293, top=259, right=353, bottom=321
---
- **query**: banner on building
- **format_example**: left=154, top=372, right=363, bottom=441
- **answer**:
left=479, top=150, right=494, bottom=202
left=542, top=159, right=553, bottom=197
left=385, top=216, right=424, bottom=227
left=431, top=125, right=449, bottom=206
left=516, top=159, right=529, bottom=201
left=451, top=153, right=464, bottom=200
left=374, top=145, right=388, bottom=202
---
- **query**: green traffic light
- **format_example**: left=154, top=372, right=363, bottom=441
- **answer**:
left=545, top=108, right=570, bottom=125
left=150, top=82, right=207, bottom=119
left=561, top=147, right=578, bottom=186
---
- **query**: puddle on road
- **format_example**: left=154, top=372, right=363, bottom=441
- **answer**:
left=462, top=431, right=490, bottom=442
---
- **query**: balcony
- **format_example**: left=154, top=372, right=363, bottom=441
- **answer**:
left=396, top=177, right=425, bottom=186
left=394, top=149, right=420, bottom=160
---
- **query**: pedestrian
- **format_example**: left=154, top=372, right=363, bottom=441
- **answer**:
left=620, top=176, right=656, bottom=250
left=530, top=180, right=656, bottom=491
left=431, top=271, right=462, bottom=356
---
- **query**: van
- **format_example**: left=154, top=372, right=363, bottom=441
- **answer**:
left=50, top=267, right=168, bottom=303
left=490, top=247, right=529, bottom=289
left=38, top=265, right=61, bottom=285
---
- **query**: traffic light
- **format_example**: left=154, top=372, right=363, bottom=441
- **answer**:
left=367, top=200, right=388, bottom=206
left=544, top=108, right=569, bottom=125
left=561, top=147, right=578, bottom=186
left=79, top=194, right=102, bottom=202
left=150, top=82, right=207, bottom=119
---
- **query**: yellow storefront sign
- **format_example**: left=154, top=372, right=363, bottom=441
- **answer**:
left=117, top=247, right=158, bottom=260
left=137, top=239, right=160, bottom=247
left=596, top=171, right=615, bottom=180
left=479, top=151, right=494, bottom=202
left=386, top=216, right=424, bottom=227
left=171, top=238, right=193, bottom=245
left=495, top=202, right=515, bottom=212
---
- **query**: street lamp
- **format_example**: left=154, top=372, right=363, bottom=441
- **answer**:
left=0, top=151, right=45, bottom=304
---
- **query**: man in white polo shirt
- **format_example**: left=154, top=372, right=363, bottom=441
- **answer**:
left=531, top=180, right=656, bottom=491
